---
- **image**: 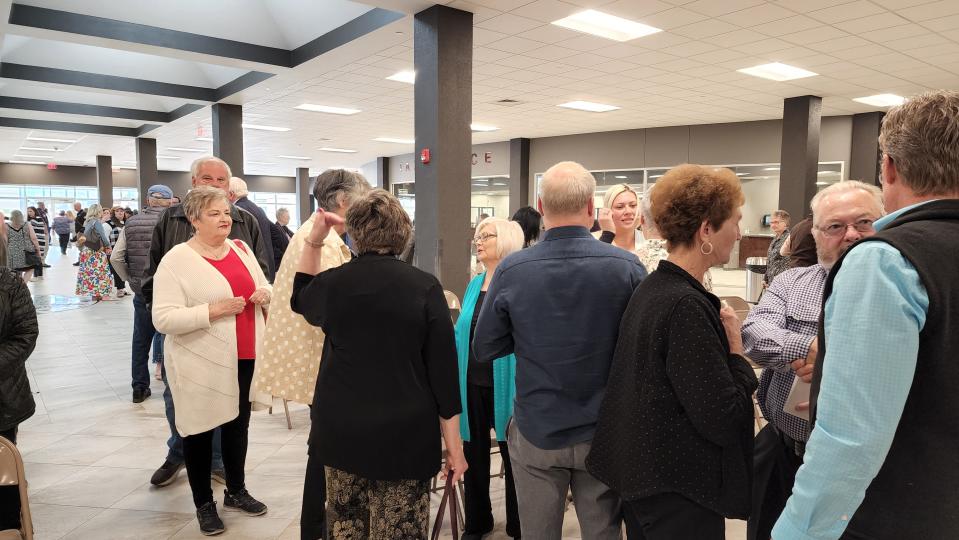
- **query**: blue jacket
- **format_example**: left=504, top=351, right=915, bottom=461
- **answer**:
left=455, top=273, right=515, bottom=442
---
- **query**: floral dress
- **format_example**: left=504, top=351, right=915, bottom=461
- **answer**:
left=75, top=221, right=113, bottom=297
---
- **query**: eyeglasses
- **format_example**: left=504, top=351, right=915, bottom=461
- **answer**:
left=817, top=218, right=875, bottom=237
left=472, top=233, right=497, bottom=244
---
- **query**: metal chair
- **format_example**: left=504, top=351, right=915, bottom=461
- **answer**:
left=267, top=398, right=294, bottom=430
left=0, top=436, right=33, bottom=540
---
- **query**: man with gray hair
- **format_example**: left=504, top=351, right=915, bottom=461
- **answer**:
left=474, top=161, right=646, bottom=539
left=249, top=169, right=370, bottom=540
left=229, top=177, right=275, bottom=280
left=142, top=156, right=268, bottom=489
left=742, top=180, right=883, bottom=540
left=774, top=90, right=959, bottom=539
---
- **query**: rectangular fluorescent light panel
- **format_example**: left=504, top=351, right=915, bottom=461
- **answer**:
left=15, top=154, right=59, bottom=159
left=552, top=10, right=662, bottom=42
left=156, top=155, right=180, bottom=160
left=558, top=100, right=620, bottom=112
left=10, top=160, right=45, bottom=164
left=167, top=147, right=206, bottom=153
left=247, top=161, right=278, bottom=166
left=242, top=123, right=291, bottom=132
left=277, top=155, right=311, bottom=160
left=195, top=137, right=214, bottom=142
left=737, top=62, right=817, bottom=81
left=615, top=175, right=628, bottom=179
left=19, top=147, right=58, bottom=152
left=853, top=94, right=905, bottom=107
left=471, top=123, right=499, bottom=132
left=294, top=104, right=361, bottom=115
left=373, top=137, right=415, bottom=144
left=386, top=71, right=415, bottom=84
left=26, top=136, right=77, bottom=144
left=320, top=147, right=357, bottom=153
left=764, top=167, right=780, bottom=171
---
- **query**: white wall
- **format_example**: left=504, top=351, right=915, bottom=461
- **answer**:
left=470, top=193, right=509, bottom=221
left=740, top=177, right=781, bottom=235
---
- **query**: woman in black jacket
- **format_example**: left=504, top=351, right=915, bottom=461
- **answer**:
left=0, top=237, right=40, bottom=531
left=586, top=164, right=758, bottom=539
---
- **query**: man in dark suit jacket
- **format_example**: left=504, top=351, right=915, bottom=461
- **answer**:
left=270, top=208, right=293, bottom=271
left=229, top=177, right=275, bottom=280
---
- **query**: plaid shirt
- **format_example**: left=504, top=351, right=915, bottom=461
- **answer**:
left=742, top=264, right=826, bottom=442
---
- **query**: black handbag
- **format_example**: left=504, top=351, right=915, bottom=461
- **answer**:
left=82, top=227, right=104, bottom=251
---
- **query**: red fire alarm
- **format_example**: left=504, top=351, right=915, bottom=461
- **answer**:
left=47, top=163, right=57, bottom=170
left=420, top=148, right=431, bottom=164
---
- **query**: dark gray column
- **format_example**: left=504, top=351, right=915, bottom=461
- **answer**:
left=212, top=103, right=243, bottom=177
left=135, top=137, right=157, bottom=209
left=95, top=155, right=113, bottom=206
left=509, top=137, right=530, bottom=216
left=778, top=95, right=822, bottom=219
left=376, top=156, right=390, bottom=191
left=413, top=5, right=473, bottom=298
left=295, top=167, right=311, bottom=225
left=850, top=111, right=884, bottom=186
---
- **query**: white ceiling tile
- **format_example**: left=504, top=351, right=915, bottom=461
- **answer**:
left=806, top=35, right=874, bottom=53
left=865, top=22, right=932, bottom=41
left=771, top=0, right=856, bottom=12
left=473, top=46, right=513, bottom=62
left=509, top=0, right=581, bottom=22
left=661, top=40, right=718, bottom=56
left=690, top=48, right=746, bottom=65
left=633, top=31, right=692, bottom=50
left=447, top=0, right=502, bottom=22
left=807, top=0, right=888, bottom=23
left=730, top=37, right=793, bottom=54
left=524, top=44, right=579, bottom=60
left=708, top=29, right=769, bottom=47
left=592, top=43, right=648, bottom=59
left=475, top=13, right=543, bottom=34
left=486, top=35, right=545, bottom=53
left=684, top=0, right=764, bottom=16
left=899, top=0, right=959, bottom=21
left=601, top=0, right=675, bottom=19
left=641, top=7, right=710, bottom=29
left=717, top=3, right=796, bottom=25
left=471, top=0, right=537, bottom=10
left=522, top=24, right=580, bottom=43
left=474, top=27, right=510, bottom=45
left=751, top=15, right=823, bottom=36
left=626, top=50, right=682, bottom=65
left=919, top=13, right=959, bottom=31
left=561, top=34, right=618, bottom=51
left=495, top=54, right=544, bottom=68
left=833, top=12, right=912, bottom=33
left=779, top=25, right=849, bottom=45
left=474, top=63, right=517, bottom=76
left=870, top=0, right=938, bottom=8
left=670, top=19, right=740, bottom=39
left=885, top=32, right=952, bottom=50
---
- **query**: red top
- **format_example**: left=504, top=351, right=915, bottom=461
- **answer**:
left=204, top=248, right=256, bottom=360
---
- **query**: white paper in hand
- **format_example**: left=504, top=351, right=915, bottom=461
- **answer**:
left=783, top=376, right=811, bottom=421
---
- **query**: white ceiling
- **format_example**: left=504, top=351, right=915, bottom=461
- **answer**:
left=0, top=0, right=958, bottom=177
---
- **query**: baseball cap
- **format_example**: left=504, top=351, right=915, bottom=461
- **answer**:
left=148, top=184, right=173, bottom=199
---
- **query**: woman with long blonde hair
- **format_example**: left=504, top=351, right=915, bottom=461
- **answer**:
left=75, top=203, right=114, bottom=301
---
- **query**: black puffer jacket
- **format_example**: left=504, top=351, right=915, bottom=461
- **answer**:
left=0, top=268, right=38, bottom=432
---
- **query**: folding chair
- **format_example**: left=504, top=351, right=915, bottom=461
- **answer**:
left=0, top=436, right=33, bottom=540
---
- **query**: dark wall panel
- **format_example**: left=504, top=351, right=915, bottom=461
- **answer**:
left=644, top=126, right=689, bottom=168
left=689, top=120, right=782, bottom=165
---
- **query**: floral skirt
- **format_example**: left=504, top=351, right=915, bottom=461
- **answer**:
left=75, top=248, right=114, bottom=297
left=326, top=466, right=430, bottom=540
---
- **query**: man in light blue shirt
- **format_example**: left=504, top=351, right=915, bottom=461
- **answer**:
left=773, top=90, right=959, bottom=539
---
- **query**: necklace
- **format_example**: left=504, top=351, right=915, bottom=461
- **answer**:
left=190, top=238, right=229, bottom=260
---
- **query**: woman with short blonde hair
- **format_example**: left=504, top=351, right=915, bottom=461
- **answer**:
left=74, top=203, right=114, bottom=300
left=457, top=216, right=524, bottom=538
left=588, top=164, right=758, bottom=539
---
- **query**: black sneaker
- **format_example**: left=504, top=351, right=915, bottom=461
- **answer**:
left=150, top=459, right=184, bottom=486
left=72, top=261, right=80, bottom=266
left=132, top=387, right=151, bottom=403
left=211, top=468, right=226, bottom=485
left=223, top=488, right=267, bottom=516
left=196, top=501, right=225, bottom=536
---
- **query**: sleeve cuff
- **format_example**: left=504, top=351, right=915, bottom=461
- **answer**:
left=599, top=230, right=616, bottom=243
left=783, top=333, right=814, bottom=362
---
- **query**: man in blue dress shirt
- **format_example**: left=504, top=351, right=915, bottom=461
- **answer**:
left=773, top=90, right=959, bottom=539
left=743, top=180, right=884, bottom=540
left=474, top=161, right=646, bottom=540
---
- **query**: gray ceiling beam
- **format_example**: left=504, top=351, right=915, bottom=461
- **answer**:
left=214, top=71, right=275, bottom=101
left=0, top=96, right=170, bottom=122
left=0, top=116, right=141, bottom=137
left=0, top=62, right=217, bottom=101
left=8, top=3, right=291, bottom=67
left=291, top=8, right=406, bottom=67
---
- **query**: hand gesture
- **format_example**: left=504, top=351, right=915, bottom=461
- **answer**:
left=210, top=296, right=246, bottom=321
left=308, top=208, right=346, bottom=247
left=249, top=288, right=271, bottom=305
left=598, top=208, right=615, bottom=232
left=720, top=305, right=744, bottom=355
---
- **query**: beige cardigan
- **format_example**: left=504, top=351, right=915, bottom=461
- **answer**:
left=253, top=218, right=352, bottom=405
left=153, top=240, right=273, bottom=437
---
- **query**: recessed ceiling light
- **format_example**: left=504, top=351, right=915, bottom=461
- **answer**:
left=14, top=153, right=58, bottom=159
left=19, top=146, right=58, bottom=152
left=26, top=136, right=77, bottom=144
left=156, top=155, right=180, bottom=160
left=852, top=94, right=905, bottom=107
left=242, top=123, right=292, bottom=132
left=552, top=10, right=662, bottom=42
left=736, top=172, right=748, bottom=176
left=615, top=175, right=628, bottom=179
left=737, top=62, right=817, bottom=81
left=320, top=147, right=358, bottom=153
left=470, top=123, right=499, bottom=132
left=816, top=181, right=830, bottom=185
left=167, top=147, right=206, bottom=153
left=558, top=100, right=620, bottom=112
left=386, top=71, right=415, bottom=84
left=649, top=174, right=663, bottom=179
left=195, top=137, right=214, bottom=142
left=818, top=170, right=837, bottom=175
left=764, top=167, right=780, bottom=171
left=277, top=155, right=311, bottom=160
left=9, top=159, right=45, bottom=164
left=294, top=104, right=361, bottom=115
left=373, top=137, right=415, bottom=144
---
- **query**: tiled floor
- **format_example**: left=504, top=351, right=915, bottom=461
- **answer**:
left=16, top=247, right=749, bottom=539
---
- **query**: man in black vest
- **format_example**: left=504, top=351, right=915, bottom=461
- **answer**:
left=773, top=90, right=959, bottom=539
left=110, top=184, right=173, bottom=404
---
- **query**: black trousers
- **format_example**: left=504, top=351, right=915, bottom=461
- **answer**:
left=183, top=360, right=254, bottom=507
left=58, top=232, right=69, bottom=253
left=109, top=261, right=125, bottom=290
left=0, top=427, right=20, bottom=530
left=623, top=492, right=724, bottom=540
left=747, top=423, right=803, bottom=540
left=463, top=383, right=521, bottom=537
left=300, top=448, right=327, bottom=540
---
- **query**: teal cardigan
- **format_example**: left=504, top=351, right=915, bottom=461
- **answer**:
left=455, top=273, right=516, bottom=442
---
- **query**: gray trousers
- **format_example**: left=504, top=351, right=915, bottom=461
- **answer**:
left=507, top=420, right=622, bottom=540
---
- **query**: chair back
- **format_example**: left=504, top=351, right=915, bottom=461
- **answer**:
left=444, top=290, right=461, bottom=323
left=0, top=436, right=32, bottom=539
left=720, top=296, right=752, bottom=322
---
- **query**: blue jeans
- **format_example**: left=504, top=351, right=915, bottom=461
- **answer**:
left=162, top=360, right=223, bottom=467
left=131, top=294, right=155, bottom=391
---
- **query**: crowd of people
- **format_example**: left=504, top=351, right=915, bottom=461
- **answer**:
left=0, top=90, right=956, bottom=540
